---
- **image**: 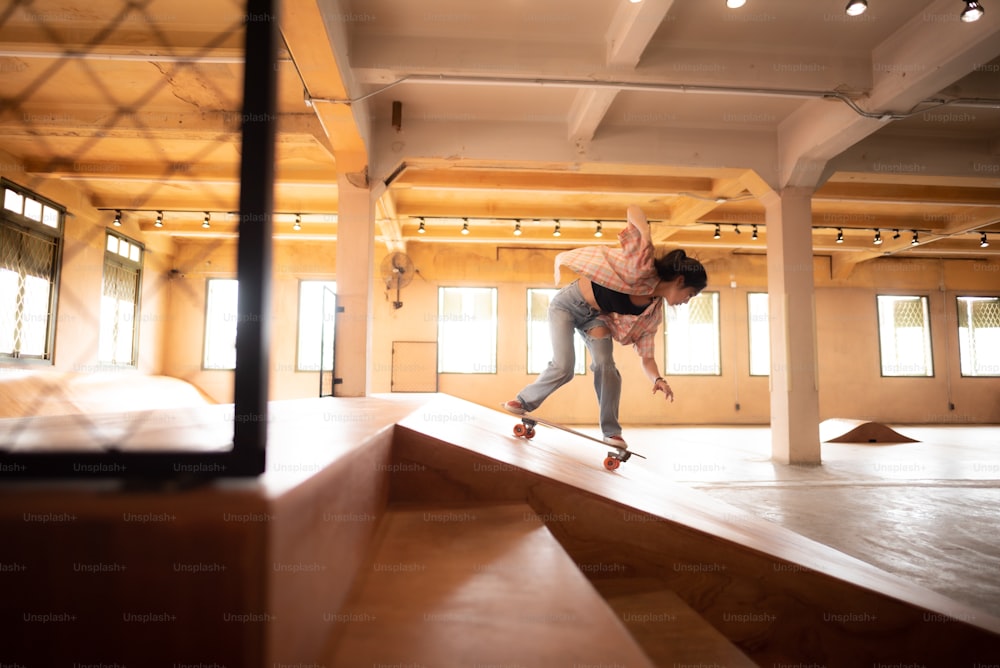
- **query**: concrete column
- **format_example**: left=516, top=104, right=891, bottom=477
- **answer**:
left=763, top=186, right=821, bottom=465
left=334, top=172, right=375, bottom=396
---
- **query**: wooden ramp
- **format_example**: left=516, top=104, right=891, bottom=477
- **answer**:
left=389, top=395, right=1000, bottom=667
left=820, top=418, right=919, bottom=443
left=327, top=505, right=656, bottom=667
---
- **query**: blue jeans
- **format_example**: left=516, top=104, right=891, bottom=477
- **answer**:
left=517, top=281, right=622, bottom=438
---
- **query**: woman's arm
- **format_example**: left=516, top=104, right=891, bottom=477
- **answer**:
left=640, top=355, right=674, bottom=402
left=627, top=204, right=653, bottom=246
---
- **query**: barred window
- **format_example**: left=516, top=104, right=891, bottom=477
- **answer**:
left=665, top=291, right=721, bottom=375
left=0, top=180, right=64, bottom=362
left=957, top=296, right=1000, bottom=377
left=99, top=231, right=143, bottom=366
left=526, top=288, right=585, bottom=375
left=876, top=295, right=933, bottom=377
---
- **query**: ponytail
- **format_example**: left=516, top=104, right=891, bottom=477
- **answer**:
left=654, top=249, right=707, bottom=291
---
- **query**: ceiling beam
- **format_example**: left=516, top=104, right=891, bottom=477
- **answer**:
left=777, top=0, right=1000, bottom=188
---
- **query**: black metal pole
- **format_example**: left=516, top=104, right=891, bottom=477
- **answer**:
left=233, top=0, right=279, bottom=473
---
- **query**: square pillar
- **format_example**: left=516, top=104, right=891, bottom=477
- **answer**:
left=763, top=187, right=821, bottom=465
left=334, top=170, right=375, bottom=396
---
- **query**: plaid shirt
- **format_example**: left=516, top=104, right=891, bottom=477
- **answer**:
left=555, top=222, right=663, bottom=360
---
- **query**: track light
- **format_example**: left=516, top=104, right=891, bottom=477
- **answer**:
left=836, top=228, right=844, bottom=244
left=733, top=224, right=741, bottom=235
left=726, top=0, right=747, bottom=7
left=911, top=230, right=919, bottom=246
left=893, top=229, right=901, bottom=240
left=154, top=211, right=163, bottom=228
left=714, top=224, right=721, bottom=240
left=113, top=210, right=122, bottom=226
left=873, top=229, right=882, bottom=245
left=461, top=219, right=470, bottom=235
left=961, top=0, right=985, bottom=22
left=293, top=214, right=302, bottom=231
left=594, top=221, right=603, bottom=238
left=751, top=225, right=758, bottom=240
left=845, top=0, right=868, bottom=16
left=553, top=220, right=561, bottom=237
left=513, top=220, right=522, bottom=236
left=202, top=212, right=211, bottom=229
left=418, top=218, right=426, bottom=234
left=980, top=232, right=989, bottom=248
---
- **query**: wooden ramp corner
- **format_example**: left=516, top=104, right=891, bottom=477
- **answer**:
left=325, top=504, right=656, bottom=668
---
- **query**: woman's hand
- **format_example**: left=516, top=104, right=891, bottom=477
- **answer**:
left=652, top=377, right=674, bottom=402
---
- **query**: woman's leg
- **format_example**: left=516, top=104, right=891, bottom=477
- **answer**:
left=516, top=282, right=594, bottom=411
left=583, top=325, right=622, bottom=438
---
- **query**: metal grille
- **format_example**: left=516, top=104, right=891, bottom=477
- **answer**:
left=102, top=261, right=140, bottom=364
left=687, top=293, right=715, bottom=325
left=0, top=222, right=57, bottom=358
left=892, top=298, right=925, bottom=328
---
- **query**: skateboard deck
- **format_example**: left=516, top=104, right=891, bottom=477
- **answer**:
left=504, top=409, right=646, bottom=471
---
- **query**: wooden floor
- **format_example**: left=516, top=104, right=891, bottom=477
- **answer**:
left=2, top=392, right=999, bottom=667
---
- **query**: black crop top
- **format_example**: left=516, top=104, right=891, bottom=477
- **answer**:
left=591, top=282, right=652, bottom=315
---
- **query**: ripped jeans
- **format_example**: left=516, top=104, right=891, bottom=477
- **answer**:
left=516, top=280, right=622, bottom=438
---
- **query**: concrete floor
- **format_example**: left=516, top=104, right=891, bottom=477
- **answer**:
left=552, top=423, right=1000, bottom=618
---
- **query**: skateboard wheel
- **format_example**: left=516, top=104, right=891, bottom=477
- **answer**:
left=525, top=427, right=535, bottom=439
left=513, top=423, right=527, bottom=438
left=603, top=456, right=621, bottom=471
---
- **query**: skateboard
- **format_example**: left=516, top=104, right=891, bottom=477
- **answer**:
left=507, top=413, right=646, bottom=471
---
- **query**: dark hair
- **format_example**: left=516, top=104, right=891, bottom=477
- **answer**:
left=654, top=249, right=707, bottom=291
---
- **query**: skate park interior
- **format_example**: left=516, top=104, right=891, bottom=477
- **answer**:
left=2, top=0, right=1000, bottom=666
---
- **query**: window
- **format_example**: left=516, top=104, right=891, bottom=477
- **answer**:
left=664, top=291, right=721, bottom=375
left=526, top=288, right=585, bottom=375
left=297, top=280, right=337, bottom=371
left=0, top=180, right=63, bottom=361
left=204, top=278, right=238, bottom=370
left=876, top=295, right=933, bottom=376
left=957, top=296, right=1000, bottom=377
left=437, top=287, right=497, bottom=373
left=99, top=231, right=143, bottom=366
left=747, top=292, right=770, bottom=376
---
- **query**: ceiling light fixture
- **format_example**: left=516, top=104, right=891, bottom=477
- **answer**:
left=733, top=224, right=741, bottom=235
left=961, top=0, right=985, bottom=22
left=594, top=221, right=603, bottom=238
left=911, top=230, right=919, bottom=246
left=553, top=220, right=561, bottom=237
left=461, top=218, right=470, bottom=235
left=513, top=220, right=522, bottom=236
left=751, top=225, right=758, bottom=240
left=873, top=229, right=882, bottom=245
left=892, top=229, right=901, bottom=240
left=845, top=0, right=868, bottom=16
left=836, top=228, right=844, bottom=244
left=980, top=232, right=989, bottom=248
left=418, top=218, right=426, bottom=234
left=293, top=214, right=302, bottom=231
left=113, top=210, right=122, bottom=227
left=726, top=0, right=747, bottom=8
left=154, top=211, right=163, bottom=228
left=202, top=212, right=211, bottom=229
left=713, top=224, right=721, bottom=240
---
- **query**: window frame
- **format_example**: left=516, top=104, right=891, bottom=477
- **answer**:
left=663, top=290, right=722, bottom=376
left=98, top=229, right=144, bottom=367
left=436, top=286, right=498, bottom=374
left=955, top=294, right=1000, bottom=378
left=296, top=279, right=337, bottom=372
left=0, top=179, right=65, bottom=364
left=875, top=294, right=935, bottom=378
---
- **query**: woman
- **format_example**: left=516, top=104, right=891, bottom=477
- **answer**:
left=504, top=204, right=707, bottom=447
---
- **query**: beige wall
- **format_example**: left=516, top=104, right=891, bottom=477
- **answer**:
left=2, top=156, right=996, bottom=426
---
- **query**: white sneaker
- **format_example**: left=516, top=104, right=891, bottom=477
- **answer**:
left=603, top=435, right=627, bottom=448
left=502, top=400, right=527, bottom=415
